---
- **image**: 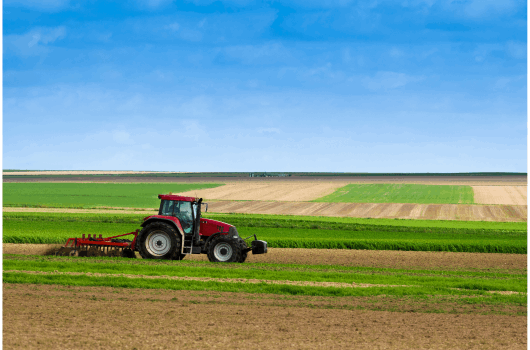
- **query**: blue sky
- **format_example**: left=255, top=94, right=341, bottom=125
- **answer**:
left=3, top=0, right=527, bottom=172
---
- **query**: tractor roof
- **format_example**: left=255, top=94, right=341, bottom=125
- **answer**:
left=158, top=194, right=199, bottom=202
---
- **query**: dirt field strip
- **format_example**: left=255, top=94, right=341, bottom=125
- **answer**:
left=4, top=174, right=528, bottom=186
left=3, top=283, right=526, bottom=349
left=207, top=201, right=527, bottom=221
left=473, top=186, right=527, bottom=205
left=6, top=269, right=418, bottom=289
left=2, top=207, right=158, bottom=214
left=177, top=181, right=349, bottom=201
left=5, top=244, right=526, bottom=271
left=9, top=269, right=525, bottom=295
left=2, top=171, right=189, bottom=176
left=6, top=202, right=526, bottom=221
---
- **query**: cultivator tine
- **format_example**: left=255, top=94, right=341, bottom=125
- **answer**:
left=122, top=248, right=136, bottom=259
left=55, top=247, right=77, bottom=256
left=87, top=247, right=99, bottom=257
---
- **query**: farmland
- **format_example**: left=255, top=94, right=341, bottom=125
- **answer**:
left=3, top=212, right=527, bottom=253
left=3, top=182, right=527, bottom=221
left=3, top=182, right=222, bottom=208
left=3, top=175, right=527, bottom=349
left=315, top=184, right=474, bottom=204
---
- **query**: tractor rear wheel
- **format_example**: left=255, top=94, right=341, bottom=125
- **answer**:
left=138, top=222, right=185, bottom=260
left=207, top=235, right=242, bottom=263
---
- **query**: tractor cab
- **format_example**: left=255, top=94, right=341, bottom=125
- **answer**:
left=159, top=198, right=197, bottom=235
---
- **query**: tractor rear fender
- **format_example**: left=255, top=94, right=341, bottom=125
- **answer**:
left=140, top=218, right=185, bottom=254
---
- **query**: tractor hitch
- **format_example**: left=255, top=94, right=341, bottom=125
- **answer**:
left=242, top=234, right=268, bottom=255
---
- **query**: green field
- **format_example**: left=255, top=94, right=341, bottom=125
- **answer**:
left=4, top=212, right=526, bottom=253
left=4, top=255, right=526, bottom=315
left=3, top=182, right=222, bottom=208
left=315, top=184, right=475, bottom=204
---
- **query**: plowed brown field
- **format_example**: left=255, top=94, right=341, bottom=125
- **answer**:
left=177, top=181, right=348, bottom=201
left=4, top=175, right=527, bottom=185
left=5, top=244, right=526, bottom=271
left=2, top=170, right=186, bottom=176
left=473, top=186, right=527, bottom=205
left=4, top=202, right=526, bottom=221
left=208, top=201, right=527, bottom=221
left=3, top=283, right=526, bottom=349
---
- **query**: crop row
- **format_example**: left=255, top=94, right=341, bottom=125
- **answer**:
left=3, top=213, right=526, bottom=253
left=6, top=255, right=526, bottom=292
left=4, top=256, right=527, bottom=294
left=3, top=182, right=221, bottom=208
left=6, top=212, right=527, bottom=232
left=315, top=184, right=475, bottom=204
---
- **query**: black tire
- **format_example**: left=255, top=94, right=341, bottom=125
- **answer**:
left=137, top=222, right=184, bottom=260
left=238, top=239, right=248, bottom=263
left=207, top=235, right=242, bottom=263
left=122, top=248, right=136, bottom=259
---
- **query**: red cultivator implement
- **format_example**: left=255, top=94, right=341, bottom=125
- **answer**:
left=55, top=230, right=139, bottom=258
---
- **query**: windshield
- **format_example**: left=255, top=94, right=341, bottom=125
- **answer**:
left=159, top=200, right=194, bottom=234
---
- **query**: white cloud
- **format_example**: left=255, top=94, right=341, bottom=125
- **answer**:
left=472, top=43, right=502, bottom=63
left=505, top=41, right=526, bottom=60
left=4, top=0, right=71, bottom=11
left=222, top=42, right=290, bottom=64
left=362, top=71, right=424, bottom=90
left=5, top=26, right=66, bottom=56
left=461, top=0, right=518, bottom=18
left=164, top=22, right=180, bottom=31
left=137, top=0, right=174, bottom=10
left=113, top=131, right=134, bottom=145
left=257, top=127, right=281, bottom=134
left=389, top=47, right=405, bottom=58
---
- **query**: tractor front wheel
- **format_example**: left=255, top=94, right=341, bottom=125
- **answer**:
left=207, top=235, right=242, bottom=263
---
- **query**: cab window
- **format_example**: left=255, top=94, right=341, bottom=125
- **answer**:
left=160, top=200, right=175, bottom=216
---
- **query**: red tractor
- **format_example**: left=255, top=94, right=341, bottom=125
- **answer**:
left=57, top=194, right=267, bottom=263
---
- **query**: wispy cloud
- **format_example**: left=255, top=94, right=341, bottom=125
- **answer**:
left=362, top=71, right=424, bottom=91
left=220, top=42, right=290, bottom=65
left=257, top=127, right=281, bottom=134
left=505, top=41, right=526, bottom=60
left=4, top=0, right=71, bottom=11
left=461, top=0, right=518, bottom=18
left=5, top=26, right=66, bottom=56
left=136, top=0, right=174, bottom=10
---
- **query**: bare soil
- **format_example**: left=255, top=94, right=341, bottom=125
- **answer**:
left=208, top=201, right=527, bottom=221
left=473, top=186, right=527, bottom=205
left=4, top=175, right=527, bottom=185
left=3, top=283, right=526, bottom=349
left=4, top=244, right=526, bottom=272
left=5, top=201, right=526, bottom=221
left=7, top=269, right=418, bottom=289
left=3, top=171, right=186, bottom=176
left=177, top=181, right=348, bottom=201
left=2, top=207, right=159, bottom=214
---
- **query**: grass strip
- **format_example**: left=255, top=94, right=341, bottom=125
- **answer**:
left=6, top=254, right=525, bottom=278
left=6, top=212, right=526, bottom=232
left=3, top=182, right=222, bottom=208
left=4, top=272, right=527, bottom=307
left=5, top=258, right=525, bottom=292
left=4, top=219, right=525, bottom=253
left=314, top=184, right=475, bottom=204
